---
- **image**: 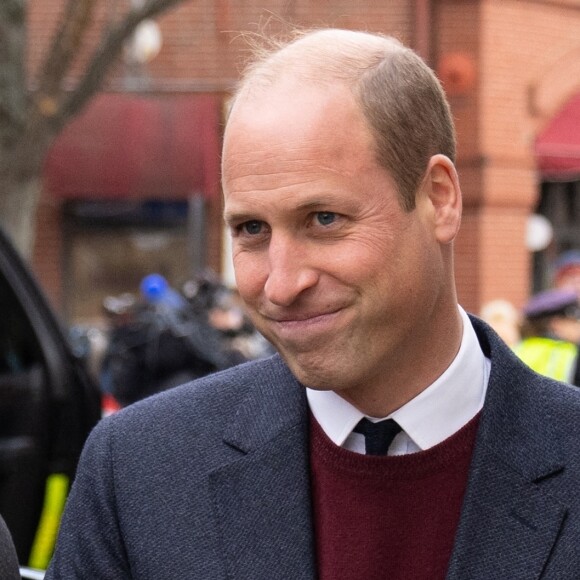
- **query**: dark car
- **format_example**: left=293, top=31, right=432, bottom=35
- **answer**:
left=0, top=227, right=101, bottom=570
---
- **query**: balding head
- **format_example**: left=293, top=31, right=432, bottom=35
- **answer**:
left=228, top=29, right=456, bottom=211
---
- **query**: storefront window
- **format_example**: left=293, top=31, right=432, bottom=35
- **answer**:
left=63, top=200, right=196, bottom=324
left=534, top=180, right=580, bottom=292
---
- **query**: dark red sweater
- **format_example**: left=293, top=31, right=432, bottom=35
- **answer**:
left=309, top=412, right=480, bottom=580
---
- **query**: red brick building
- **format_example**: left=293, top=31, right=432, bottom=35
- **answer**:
left=27, top=0, right=580, bottom=322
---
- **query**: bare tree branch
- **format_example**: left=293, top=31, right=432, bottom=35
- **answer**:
left=48, top=0, right=184, bottom=125
left=59, top=0, right=188, bottom=124
left=0, top=0, right=27, bottom=137
left=36, top=0, right=97, bottom=101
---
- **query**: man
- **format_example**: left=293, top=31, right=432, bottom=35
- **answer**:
left=516, top=287, right=580, bottom=385
left=479, top=299, right=521, bottom=348
left=46, top=29, right=580, bottom=579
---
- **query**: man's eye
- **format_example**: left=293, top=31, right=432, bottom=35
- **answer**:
left=316, top=212, right=337, bottom=226
left=242, top=220, right=263, bottom=235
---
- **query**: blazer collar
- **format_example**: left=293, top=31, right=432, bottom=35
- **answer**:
left=210, top=355, right=316, bottom=579
left=222, top=354, right=307, bottom=453
left=447, top=316, right=567, bottom=579
left=469, top=315, right=564, bottom=480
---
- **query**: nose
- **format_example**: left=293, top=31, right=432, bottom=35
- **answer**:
left=263, top=235, right=319, bottom=306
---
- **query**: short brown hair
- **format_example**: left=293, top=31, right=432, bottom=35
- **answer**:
left=232, top=29, right=456, bottom=211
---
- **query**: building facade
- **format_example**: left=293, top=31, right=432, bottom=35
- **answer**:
left=27, top=0, right=580, bottom=321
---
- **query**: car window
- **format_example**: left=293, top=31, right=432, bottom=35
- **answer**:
left=0, top=273, right=43, bottom=375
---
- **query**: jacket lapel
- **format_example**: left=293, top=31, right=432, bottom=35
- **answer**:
left=209, top=357, right=316, bottom=579
left=447, top=318, right=568, bottom=580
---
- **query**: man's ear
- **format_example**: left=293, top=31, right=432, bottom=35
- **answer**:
left=423, top=154, right=462, bottom=244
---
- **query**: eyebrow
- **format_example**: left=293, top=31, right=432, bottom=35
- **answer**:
left=223, top=210, right=256, bottom=226
left=223, top=196, right=345, bottom=225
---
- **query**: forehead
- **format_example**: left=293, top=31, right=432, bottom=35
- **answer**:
left=222, top=80, right=377, bottom=201
left=221, top=84, right=400, bottom=225
left=223, top=80, right=377, bottom=178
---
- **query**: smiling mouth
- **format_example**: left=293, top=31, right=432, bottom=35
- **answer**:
left=266, top=309, right=345, bottom=336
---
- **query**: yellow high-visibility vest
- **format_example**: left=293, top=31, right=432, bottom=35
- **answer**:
left=514, top=337, right=578, bottom=383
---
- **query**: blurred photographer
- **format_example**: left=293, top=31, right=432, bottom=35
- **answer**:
left=516, top=288, right=580, bottom=386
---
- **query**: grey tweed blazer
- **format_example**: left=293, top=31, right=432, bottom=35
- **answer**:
left=46, top=316, right=580, bottom=579
left=0, top=514, right=19, bottom=580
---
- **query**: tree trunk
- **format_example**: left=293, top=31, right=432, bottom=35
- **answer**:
left=0, top=172, right=43, bottom=259
left=0, top=109, right=58, bottom=259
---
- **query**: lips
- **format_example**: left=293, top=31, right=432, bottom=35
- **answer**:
left=261, top=308, right=345, bottom=343
left=265, top=308, right=342, bottom=324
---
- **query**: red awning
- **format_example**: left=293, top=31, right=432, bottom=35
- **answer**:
left=44, top=93, right=221, bottom=200
left=535, top=92, right=580, bottom=180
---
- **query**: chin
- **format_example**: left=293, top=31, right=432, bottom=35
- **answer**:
left=285, top=357, right=343, bottom=391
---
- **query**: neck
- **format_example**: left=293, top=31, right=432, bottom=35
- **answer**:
left=338, top=304, right=464, bottom=417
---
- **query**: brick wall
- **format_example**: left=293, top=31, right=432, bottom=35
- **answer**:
left=33, top=197, right=64, bottom=310
left=479, top=0, right=580, bottom=311
left=436, top=0, right=580, bottom=312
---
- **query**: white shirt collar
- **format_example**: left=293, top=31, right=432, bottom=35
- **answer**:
left=306, top=306, right=490, bottom=453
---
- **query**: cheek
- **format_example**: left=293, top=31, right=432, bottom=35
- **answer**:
left=233, top=252, right=267, bottom=304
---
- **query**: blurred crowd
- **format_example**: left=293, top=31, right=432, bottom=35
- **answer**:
left=73, top=271, right=274, bottom=411
left=480, top=250, right=580, bottom=387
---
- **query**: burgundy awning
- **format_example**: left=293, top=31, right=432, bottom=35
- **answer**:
left=44, top=93, right=222, bottom=200
left=535, top=92, right=580, bottom=180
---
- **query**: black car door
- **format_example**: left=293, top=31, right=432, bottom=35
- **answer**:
left=0, top=229, right=101, bottom=566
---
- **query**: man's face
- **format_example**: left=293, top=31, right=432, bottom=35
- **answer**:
left=556, top=266, right=580, bottom=297
left=222, top=81, right=458, bottom=412
left=549, top=315, right=580, bottom=344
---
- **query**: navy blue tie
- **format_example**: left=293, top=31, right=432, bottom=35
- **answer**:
left=353, top=418, right=402, bottom=456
